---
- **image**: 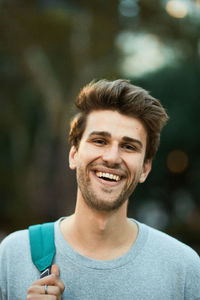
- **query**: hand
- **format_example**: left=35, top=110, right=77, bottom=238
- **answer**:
left=27, top=264, right=65, bottom=299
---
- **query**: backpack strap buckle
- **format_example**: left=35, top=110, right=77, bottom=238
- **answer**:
left=40, top=266, right=51, bottom=278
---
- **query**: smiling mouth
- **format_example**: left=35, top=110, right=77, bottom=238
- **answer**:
left=96, top=172, right=121, bottom=182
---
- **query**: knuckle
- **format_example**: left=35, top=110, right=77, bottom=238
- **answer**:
left=61, top=283, right=65, bottom=293
left=57, top=281, right=65, bottom=293
left=53, top=285, right=61, bottom=295
left=26, top=294, right=35, bottom=300
left=27, top=285, right=35, bottom=294
left=50, top=274, right=58, bottom=282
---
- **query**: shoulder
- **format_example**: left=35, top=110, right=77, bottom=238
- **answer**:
left=0, top=229, right=41, bottom=299
left=0, top=229, right=30, bottom=260
left=0, top=229, right=29, bottom=247
left=0, top=229, right=31, bottom=288
left=141, top=224, right=200, bottom=297
left=143, top=223, right=200, bottom=265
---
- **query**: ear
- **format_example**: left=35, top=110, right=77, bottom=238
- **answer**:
left=69, top=146, right=78, bottom=170
left=139, top=159, right=152, bottom=183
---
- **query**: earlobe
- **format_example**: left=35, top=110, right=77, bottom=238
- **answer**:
left=69, top=146, right=78, bottom=170
left=139, top=159, right=152, bottom=183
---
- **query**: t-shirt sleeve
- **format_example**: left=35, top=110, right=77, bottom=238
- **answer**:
left=0, top=234, right=10, bottom=299
left=184, top=249, right=200, bottom=299
left=0, top=229, right=32, bottom=300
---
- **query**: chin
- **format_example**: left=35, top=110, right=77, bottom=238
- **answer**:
left=84, top=195, right=128, bottom=212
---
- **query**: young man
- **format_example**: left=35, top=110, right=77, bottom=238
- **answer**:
left=0, top=79, right=200, bottom=299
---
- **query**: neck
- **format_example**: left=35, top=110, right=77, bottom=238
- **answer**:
left=60, top=198, right=138, bottom=260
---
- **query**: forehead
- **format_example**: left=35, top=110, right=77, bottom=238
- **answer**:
left=82, top=110, right=147, bottom=143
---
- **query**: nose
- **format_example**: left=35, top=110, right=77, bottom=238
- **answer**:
left=102, top=143, right=122, bottom=165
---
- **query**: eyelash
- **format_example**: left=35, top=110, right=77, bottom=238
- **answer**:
left=121, top=144, right=137, bottom=152
left=93, top=139, right=106, bottom=145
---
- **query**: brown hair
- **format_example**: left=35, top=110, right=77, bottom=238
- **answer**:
left=69, top=79, right=169, bottom=160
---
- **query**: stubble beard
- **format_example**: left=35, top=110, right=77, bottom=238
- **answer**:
left=76, top=164, right=141, bottom=212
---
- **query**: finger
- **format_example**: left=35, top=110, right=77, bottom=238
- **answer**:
left=27, top=294, right=57, bottom=300
left=51, top=264, right=60, bottom=277
left=51, top=265, right=65, bottom=293
left=32, top=274, right=62, bottom=288
left=32, top=275, right=57, bottom=286
left=28, top=284, right=62, bottom=296
left=44, top=285, right=62, bottom=296
left=41, top=274, right=65, bottom=294
left=29, top=266, right=65, bottom=294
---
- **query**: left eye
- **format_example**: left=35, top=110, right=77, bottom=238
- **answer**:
left=122, top=144, right=135, bottom=151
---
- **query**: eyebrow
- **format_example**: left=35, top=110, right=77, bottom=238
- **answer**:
left=88, top=131, right=143, bottom=149
left=88, top=131, right=111, bottom=138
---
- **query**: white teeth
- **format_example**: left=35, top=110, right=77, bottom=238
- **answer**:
left=96, top=172, right=120, bottom=181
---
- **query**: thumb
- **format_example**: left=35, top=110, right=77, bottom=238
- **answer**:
left=51, top=264, right=60, bottom=276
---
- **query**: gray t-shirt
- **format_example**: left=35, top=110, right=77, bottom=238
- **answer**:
left=0, top=218, right=200, bottom=299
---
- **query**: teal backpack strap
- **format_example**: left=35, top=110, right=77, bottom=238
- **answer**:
left=28, top=222, right=56, bottom=277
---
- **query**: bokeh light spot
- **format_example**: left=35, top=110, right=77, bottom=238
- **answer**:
left=196, top=0, right=200, bottom=8
left=167, top=149, right=189, bottom=173
left=119, top=0, right=139, bottom=18
left=166, top=0, right=188, bottom=18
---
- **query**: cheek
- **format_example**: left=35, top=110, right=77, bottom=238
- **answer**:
left=127, top=159, right=144, bottom=178
left=77, top=150, right=97, bottom=167
left=82, top=145, right=102, bottom=161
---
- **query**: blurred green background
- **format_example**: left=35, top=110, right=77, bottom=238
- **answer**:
left=0, top=0, right=200, bottom=253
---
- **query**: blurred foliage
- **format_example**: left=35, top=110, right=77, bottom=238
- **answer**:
left=0, top=0, right=200, bottom=253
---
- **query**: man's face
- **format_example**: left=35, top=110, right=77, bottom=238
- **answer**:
left=69, top=110, right=152, bottom=212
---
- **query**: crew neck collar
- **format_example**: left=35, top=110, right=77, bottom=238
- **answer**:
left=54, top=217, right=148, bottom=270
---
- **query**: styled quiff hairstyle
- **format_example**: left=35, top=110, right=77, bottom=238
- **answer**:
left=69, top=79, right=168, bottom=160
